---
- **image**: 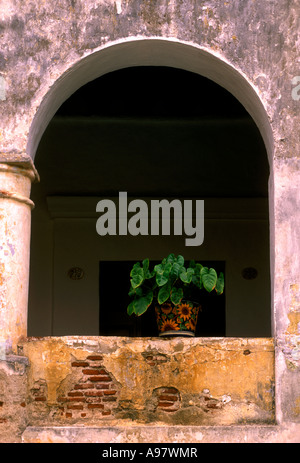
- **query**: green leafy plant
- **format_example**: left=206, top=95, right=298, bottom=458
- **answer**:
left=127, top=253, right=224, bottom=317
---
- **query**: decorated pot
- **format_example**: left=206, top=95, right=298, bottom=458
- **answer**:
left=155, top=300, right=200, bottom=337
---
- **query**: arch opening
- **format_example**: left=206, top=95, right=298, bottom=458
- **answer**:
left=28, top=45, right=273, bottom=338
left=27, top=38, right=273, bottom=163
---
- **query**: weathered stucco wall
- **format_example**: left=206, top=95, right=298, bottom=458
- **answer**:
left=22, top=337, right=275, bottom=428
left=0, top=0, right=299, bottom=443
left=0, top=0, right=298, bottom=161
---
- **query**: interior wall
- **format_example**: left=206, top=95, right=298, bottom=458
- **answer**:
left=28, top=194, right=270, bottom=337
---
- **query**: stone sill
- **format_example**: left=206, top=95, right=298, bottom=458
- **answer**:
left=22, top=423, right=299, bottom=443
left=23, top=335, right=274, bottom=349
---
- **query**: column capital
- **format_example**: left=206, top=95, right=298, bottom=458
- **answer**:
left=0, top=161, right=39, bottom=210
left=0, top=160, right=40, bottom=183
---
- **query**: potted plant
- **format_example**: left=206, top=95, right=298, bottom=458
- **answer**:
left=127, top=253, right=224, bottom=337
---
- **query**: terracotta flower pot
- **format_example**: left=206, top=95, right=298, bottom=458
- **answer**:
left=155, top=300, right=200, bottom=337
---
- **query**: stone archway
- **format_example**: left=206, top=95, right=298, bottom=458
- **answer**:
left=7, top=37, right=300, bottom=440
left=0, top=7, right=299, bottom=440
left=27, top=38, right=274, bottom=162
left=28, top=37, right=275, bottom=336
left=2, top=36, right=275, bottom=350
left=0, top=1, right=298, bottom=442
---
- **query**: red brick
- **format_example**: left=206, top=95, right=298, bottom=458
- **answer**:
left=34, top=396, right=46, bottom=401
left=74, top=384, right=94, bottom=390
left=95, top=384, right=110, bottom=390
left=158, top=401, right=175, bottom=408
left=102, top=410, right=111, bottom=416
left=66, top=412, right=72, bottom=418
left=103, top=390, right=117, bottom=396
left=159, top=394, right=177, bottom=402
left=67, top=404, right=84, bottom=410
left=68, top=391, right=84, bottom=397
left=87, top=403, right=104, bottom=409
left=82, top=369, right=101, bottom=375
left=87, top=355, right=103, bottom=361
left=86, top=397, right=102, bottom=404
left=84, top=390, right=103, bottom=397
left=102, top=396, right=117, bottom=402
left=67, top=397, right=85, bottom=402
left=71, top=361, right=89, bottom=367
left=89, top=376, right=112, bottom=382
left=162, top=387, right=178, bottom=394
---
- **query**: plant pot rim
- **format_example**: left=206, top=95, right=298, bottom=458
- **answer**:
left=155, top=299, right=200, bottom=306
left=158, top=330, right=195, bottom=337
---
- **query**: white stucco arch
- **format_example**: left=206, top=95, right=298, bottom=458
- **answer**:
left=27, top=37, right=274, bottom=163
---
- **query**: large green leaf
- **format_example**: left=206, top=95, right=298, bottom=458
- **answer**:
left=157, top=283, right=171, bottom=304
left=154, top=263, right=163, bottom=274
left=133, top=290, right=153, bottom=316
left=201, top=267, right=217, bottom=292
left=156, top=273, right=168, bottom=286
left=127, top=301, right=135, bottom=316
left=143, top=258, right=155, bottom=279
left=155, top=262, right=172, bottom=286
left=130, top=262, right=144, bottom=289
left=170, top=287, right=183, bottom=305
left=176, top=255, right=185, bottom=267
left=166, top=253, right=175, bottom=264
left=216, top=272, right=225, bottom=295
left=179, top=267, right=194, bottom=284
left=142, top=258, right=149, bottom=274
left=192, top=263, right=203, bottom=288
left=128, top=287, right=135, bottom=297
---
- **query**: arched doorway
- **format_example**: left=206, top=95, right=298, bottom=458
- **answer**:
left=27, top=39, right=272, bottom=338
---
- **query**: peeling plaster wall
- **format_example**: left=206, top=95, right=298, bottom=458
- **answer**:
left=22, top=336, right=275, bottom=427
left=0, top=0, right=298, bottom=160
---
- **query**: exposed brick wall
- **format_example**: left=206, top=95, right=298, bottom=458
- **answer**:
left=143, top=352, right=168, bottom=367
left=56, top=355, right=119, bottom=420
left=24, top=337, right=275, bottom=427
left=154, top=387, right=181, bottom=413
left=30, top=379, right=47, bottom=402
left=27, top=353, right=120, bottom=424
